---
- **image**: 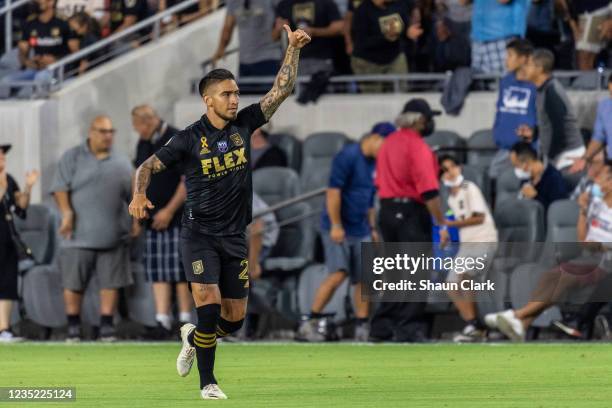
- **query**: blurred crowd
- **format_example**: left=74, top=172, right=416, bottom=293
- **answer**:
left=1, top=0, right=611, bottom=97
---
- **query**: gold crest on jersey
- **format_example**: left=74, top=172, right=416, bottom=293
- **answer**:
left=230, top=133, right=243, bottom=147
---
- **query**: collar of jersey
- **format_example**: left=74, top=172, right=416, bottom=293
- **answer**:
left=200, top=113, right=230, bottom=132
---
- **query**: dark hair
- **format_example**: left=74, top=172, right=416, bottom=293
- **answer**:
left=69, top=12, right=100, bottom=36
left=511, top=141, right=537, bottom=161
left=506, top=38, right=534, bottom=57
left=531, top=48, right=555, bottom=74
left=198, top=69, right=235, bottom=96
left=438, top=154, right=459, bottom=167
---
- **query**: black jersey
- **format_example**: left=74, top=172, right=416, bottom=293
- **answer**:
left=155, top=103, right=267, bottom=236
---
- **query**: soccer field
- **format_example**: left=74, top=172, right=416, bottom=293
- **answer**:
left=1, top=342, right=611, bottom=408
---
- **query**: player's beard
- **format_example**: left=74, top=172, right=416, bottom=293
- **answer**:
left=218, top=109, right=238, bottom=121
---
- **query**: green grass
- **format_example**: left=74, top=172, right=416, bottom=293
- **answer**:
left=1, top=342, right=612, bottom=407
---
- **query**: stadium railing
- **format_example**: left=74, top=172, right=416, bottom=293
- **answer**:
left=1, top=0, right=206, bottom=97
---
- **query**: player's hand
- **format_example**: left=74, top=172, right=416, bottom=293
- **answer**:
left=59, top=211, right=74, bottom=240
left=283, top=24, right=311, bottom=49
left=371, top=229, right=381, bottom=243
left=129, top=193, right=154, bottom=220
left=151, top=207, right=173, bottom=231
left=249, top=262, right=262, bottom=280
left=521, top=183, right=537, bottom=199
left=330, top=224, right=345, bottom=244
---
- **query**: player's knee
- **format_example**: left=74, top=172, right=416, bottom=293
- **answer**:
left=216, top=317, right=244, bottom=337
left=191, top=283, right=221, bottom=306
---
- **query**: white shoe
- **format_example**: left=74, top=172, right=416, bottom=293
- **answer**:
left=484, top=312, right=503, bottom=329
left=176, top=323, right=196, bottom=377
left=201, top=384, right=228, bottom=400
left=0, top=330, right=23, bottom=343
left=453, top=324, right=486, bottom=343
left=496, top=310, right=525, bottom=341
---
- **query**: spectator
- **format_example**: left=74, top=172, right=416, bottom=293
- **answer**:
left=51, top=116, right=135, bottom=342
left=109, top=0, right=150, bottom=35
left=1, top=0, right=79, bottom=97
left=297, top=122, right=394, bottom=342
left=160, top=0, right=216, bottom=28
left=510, top=141, right=569, bottom=211
left=571, top=151, right=604, bottom=200
left=371, top=99, right=448, bottom=342
left=349, top=0, right=420, bottom=92
left=248, top=192, right=279, bottom=280
left=521, top=48, right=585, bottom=170
left=68, top=12, right=101, bottom=74
left=431, top=7, right=472, bottom=72
left=470, top=0, right=530, bottom=74
left=572, top=0, right=612, bottom=70
left=526, top=0, right=558, bottom=53
left=571, top=74, right=612, bottom=174
left=436, top=0, right=472, bottom=37
left=342, top=0, right=362, bottom=56
left=56, top=0, right=106, bottom=21
left=132, top=105, right=192, bottom=339
left=486, top=161, right=612, bottom=341
left=251, top=127, right=288, bottom=170
left=273, top=0, right=344, bottom=76
left=489, top=38, right=537, bottom=179
left=0, top=144, right=39, bottom=343
left=405, top=0, right=433, bottom=73
left=439, top=155, right=498, bottom=343
left=212, top=0, right=280, bottom=78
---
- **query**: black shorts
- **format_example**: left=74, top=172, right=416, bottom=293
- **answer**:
left=180, top=227, right=249, bottom=299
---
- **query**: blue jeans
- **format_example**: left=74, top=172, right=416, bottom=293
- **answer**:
left=0, top=68, right=53, bottom=98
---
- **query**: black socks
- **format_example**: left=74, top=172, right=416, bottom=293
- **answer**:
left=190, top=304, right=221, bottom=388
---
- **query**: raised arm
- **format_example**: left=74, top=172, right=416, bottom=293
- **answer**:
left=260, top=25, right=311, bottom=121
left=129, top=154, right=166, bottom=219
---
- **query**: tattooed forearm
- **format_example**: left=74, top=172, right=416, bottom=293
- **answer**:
left=134, top=154, right=166, bottom=194
left=260, top=45, right=300, bottom=120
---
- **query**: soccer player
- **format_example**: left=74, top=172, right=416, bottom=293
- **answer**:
left=129, top=25, right=310, bottom=400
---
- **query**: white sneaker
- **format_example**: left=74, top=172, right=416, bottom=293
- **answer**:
left=484, top=312, right=503, bottom=329
left=176, top=323, right=196, bottom=377
left=201, top=384, right=228, bottom=400
left=496, top=310, right=525, bottom=341
left=453, top=324, right=486, bottom=343
left=0, top=331, right=23, bottom=343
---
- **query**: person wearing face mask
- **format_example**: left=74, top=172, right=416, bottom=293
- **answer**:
left=510, top=141, right=569, bottom=212
left=486, top=161, right=612, bottom=341
left=370, top=98, right=448, bottom=342
left=439, top=155, right=498, bottom=342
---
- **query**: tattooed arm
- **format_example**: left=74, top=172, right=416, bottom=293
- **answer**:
left=129, top=154, right=166, bottom=219
left=260, top=25, right=311, bottom=121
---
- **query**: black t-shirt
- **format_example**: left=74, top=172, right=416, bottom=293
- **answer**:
left=347, top=0, right=364, bottom=12
left=0, top=175, right=26, bottom=245
left=135, top=123, right=183, bottom=229
left=351, top=0, right=413, bottom=65
left=275, top=0, right=341, bottom=60
left=155, top=104, right=268, bottom=236
left=22, top=16, right=77, bottom=59
left=166, top=0, right=200, bottom=16
left=110, top=0, right=150, bottom=32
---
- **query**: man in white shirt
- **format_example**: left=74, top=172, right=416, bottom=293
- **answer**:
left=439, top=155, right=498, bottom=342
left=487, top=161, right=612, bottom=341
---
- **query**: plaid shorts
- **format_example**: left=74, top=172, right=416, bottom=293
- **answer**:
left=143, top=226, right=186, bottom=282
left=471, top=38, right=508, bottom=74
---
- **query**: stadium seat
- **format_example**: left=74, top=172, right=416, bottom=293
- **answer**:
left=253, top=167, right=300, bottom=206
left=426, top=130, right=466, bottom=163
left=16, top=205, right=66, bottom=329
left=462, top=164, right=491, bottom=204
left=297, top=263, right=349, bottom=322
left=269, top=132, right=302, bottom=174
left=495, top=169, right=521, bottom=205
left=466, top=129, right=497, bottom=169
left=300, top=132, right=348, bottom=216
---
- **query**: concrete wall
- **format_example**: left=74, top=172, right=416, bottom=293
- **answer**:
left=175, top=91, right=607, bottom=141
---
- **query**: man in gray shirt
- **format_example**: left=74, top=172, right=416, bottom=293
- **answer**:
left=521, top=48, right=585, bottom=170
left=211, top=0, right=281, bottom=77
left=51, top=115, right=135, bottom=342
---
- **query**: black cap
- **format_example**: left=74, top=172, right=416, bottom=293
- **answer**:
left=402, top=98, right=441, bottom=118
left=0, top=144, right=11, bottom=154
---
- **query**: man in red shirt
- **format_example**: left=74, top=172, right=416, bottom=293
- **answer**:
left=370, top=98, right=448, bottom=342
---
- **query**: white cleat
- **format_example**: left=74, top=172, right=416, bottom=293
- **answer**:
left=201, top=384, right=228, bottom=400
left=496, top=310, right=526, bottom=342
left=176, top=323, right=196, bottom=377
left=484, top=311, right=503, bottom=329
